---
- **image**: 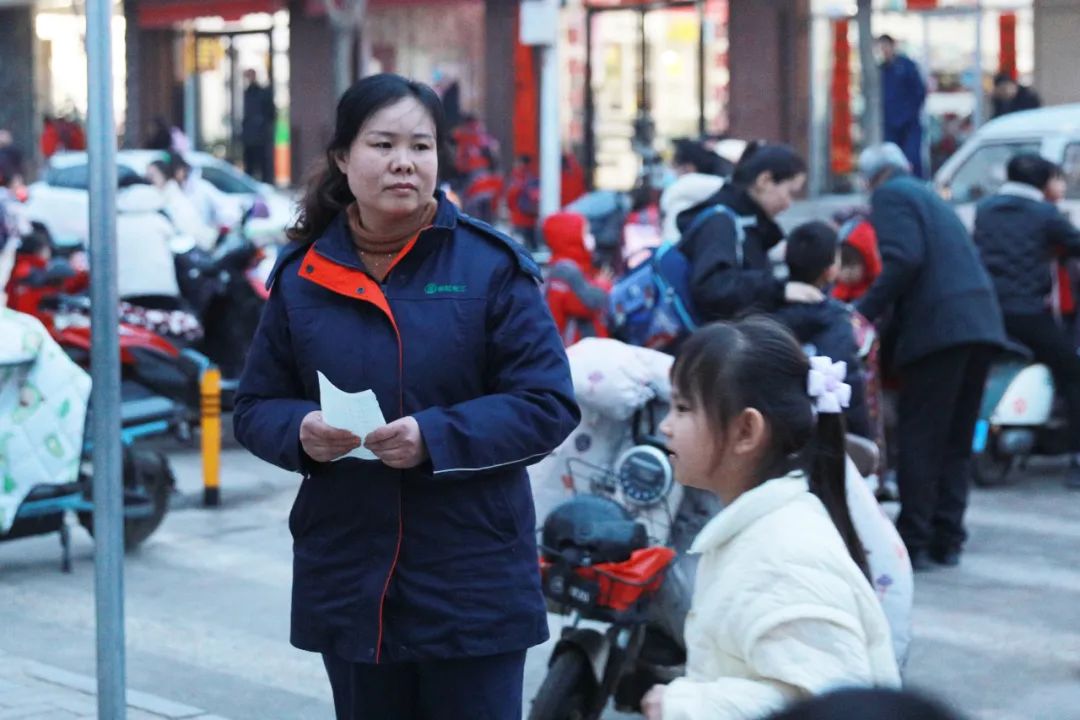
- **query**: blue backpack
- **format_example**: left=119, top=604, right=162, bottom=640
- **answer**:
left=608, top=204, right=747, bottom=349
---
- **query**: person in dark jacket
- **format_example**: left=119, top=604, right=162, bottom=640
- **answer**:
left=855, top=143, right=1005, bottom=570
left=878, top=35, right=927, bottom=178
left=991, top=73, right=1041, bottom=119
left=241, top=68, right=275, bottom=182
left=773, top=221, right=871, bottom=439
left=232, top=74, right=579, bottom=719
left=676, top=142, right=824, bottom=322
left=973, top=153, right=1080, bottom=488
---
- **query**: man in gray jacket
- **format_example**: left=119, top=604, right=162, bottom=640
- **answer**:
left=856, top=143, right=1005, bottom=570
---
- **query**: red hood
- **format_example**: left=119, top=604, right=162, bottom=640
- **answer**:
left=543, top=212, right=591, bottom=272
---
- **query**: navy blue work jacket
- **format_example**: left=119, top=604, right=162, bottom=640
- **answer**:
left=233, top=193, right=579, bottom=663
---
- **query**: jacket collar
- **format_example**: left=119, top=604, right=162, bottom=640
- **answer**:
left=998, top=182, right=1046, bottom=203
left=689, top=472, right=809, bottom=554
left=313, top=190, right=458, bottom=269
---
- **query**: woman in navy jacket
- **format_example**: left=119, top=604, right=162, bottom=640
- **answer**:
left=233, top=74, right=579, bottom=719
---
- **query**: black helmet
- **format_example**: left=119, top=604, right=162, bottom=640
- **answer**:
left=541, top=495, right=648, bottom=565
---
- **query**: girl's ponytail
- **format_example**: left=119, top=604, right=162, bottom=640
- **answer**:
left=808, top=412, right=871, bottom=582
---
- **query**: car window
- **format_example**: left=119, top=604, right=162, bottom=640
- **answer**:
left=946, top=142, right=1042, bottom=204
left=46, top=163, right=141, bottom=190
left=198, top=163, right=259, bottom=194
left=1062, top=143, right=1080, bottom=200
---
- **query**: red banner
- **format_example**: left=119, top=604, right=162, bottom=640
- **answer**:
left=999, top=12, right=1018, bottom=79
left=830, top=19, right=853, bottom=176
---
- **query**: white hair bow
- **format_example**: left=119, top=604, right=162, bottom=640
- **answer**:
left=807, top=356, right=852, bottom=415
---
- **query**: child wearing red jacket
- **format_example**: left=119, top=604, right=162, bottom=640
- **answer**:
left=832, top=214, right=883, bottom=303
left=543, top=211, right=611, bottom=346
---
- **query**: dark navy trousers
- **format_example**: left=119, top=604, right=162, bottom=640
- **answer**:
left=322, top=650, right=527, bottom=720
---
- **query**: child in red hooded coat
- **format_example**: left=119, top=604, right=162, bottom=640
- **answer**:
left=832, top=214, right=883, bottom=303
left=543, top=211, right=612, bottom=346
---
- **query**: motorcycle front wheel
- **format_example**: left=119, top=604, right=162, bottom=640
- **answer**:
left=528, top=651, right=602, bottom=720
left=79, top=448, right=174, bottom=549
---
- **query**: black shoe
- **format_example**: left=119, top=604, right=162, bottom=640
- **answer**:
left=930, top=546, right=962, bottom=567
left=909, top=550, right=934, bottom=572
left=1066, top=463, right=1080, bottom=490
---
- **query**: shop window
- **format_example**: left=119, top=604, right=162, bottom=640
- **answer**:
left=1062, top=143, right=1080, bottom=200
left=946, top=142, right=1041, bottom=204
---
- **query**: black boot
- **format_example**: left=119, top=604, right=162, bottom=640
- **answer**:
left=1066, top=458, right=1080, bottom=490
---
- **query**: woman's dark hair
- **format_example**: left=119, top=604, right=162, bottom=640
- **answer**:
left=671, top=317, right=870, bottom=579
left=731, top=141, right=807, bottom=189
left=288, top=73, right=446, bottom=245
left=1006, top=152, right=1062, bottom=190
left=839, top=242, right=866, bottom=270
left=673, top=138, right=724, bottom=176
left=786, top=221, right=839, bottom=285
left=765, top=688, right=967, bottom=720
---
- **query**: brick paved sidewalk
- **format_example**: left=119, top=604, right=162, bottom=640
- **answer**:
left=0, top=650, right=231, bottom=720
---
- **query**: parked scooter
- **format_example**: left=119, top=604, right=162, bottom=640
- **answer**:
left=972, top=340, right=1067, bottom=486
left=0, top=305, right=178, bottom=571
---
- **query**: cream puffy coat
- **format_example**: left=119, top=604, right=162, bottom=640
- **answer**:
left=663, top=474, right=901, bottom=720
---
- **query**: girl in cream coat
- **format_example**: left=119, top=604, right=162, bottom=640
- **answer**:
left=642, top=318, right=900, bottom=720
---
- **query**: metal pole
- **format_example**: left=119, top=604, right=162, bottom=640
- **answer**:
left=584, top=9, right=595, bottom=190
left=697, top=0, right=706, bottom=137
left=808, top=14, right=824, bottom=197
left=86, top=0, right=126, bottom=714
left=539, top=39, right=561, bottom=217
left=973, top=2, right=985, bottom=130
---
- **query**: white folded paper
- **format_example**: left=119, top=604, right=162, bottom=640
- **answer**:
left=317, top=371, right=387, bottom=461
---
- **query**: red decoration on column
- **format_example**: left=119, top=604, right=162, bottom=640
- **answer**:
left=830, top=19, right=853, bottom=176
left=999, top=12, right=1018, bottom=80
left=512, top=14, right=539, bottom=162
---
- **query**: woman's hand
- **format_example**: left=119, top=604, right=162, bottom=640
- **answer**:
left=299, top=411, right=361, bottom=463
left=365, top=417, right=430, bottom=469
left=641, top=684, right=667, bottom=720
left=785, top=281, right=825, bottom=304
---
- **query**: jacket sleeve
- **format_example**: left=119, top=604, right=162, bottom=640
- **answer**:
left=412, top=267, right=580, bottom=481
left=855, top=186, right=926, bottom=322
left=662, top=611, right=884, bottom=720
left=686, top=214, right=785, bottom=320
left=232, top=283, right=319, bottom=473
left=1046, top=209, right=1080, bottom=258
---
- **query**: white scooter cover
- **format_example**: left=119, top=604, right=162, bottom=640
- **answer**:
left=0, top=309, right=91, bottom=532
left=846, top=456, right=914, bottom=666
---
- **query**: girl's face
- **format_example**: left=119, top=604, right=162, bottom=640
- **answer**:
left=750, top=171, right=806, bottom=218
left=660, top=387, right=771, bottom=504
left=335, top=96, right=439, bottom=226
left=660, top=389, right=718, bottom=492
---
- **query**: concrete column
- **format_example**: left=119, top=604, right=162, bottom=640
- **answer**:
left=1033, top=0, right=1080, bottom=106
left=288, top=1, right=337, bottom=184
left=484, top=0, right=516, bottom=166
left=0, top=7, right=36, bottom=172
left=134, top=28, right=181, bottom=147
left=726, top=0, right=811, bottom=158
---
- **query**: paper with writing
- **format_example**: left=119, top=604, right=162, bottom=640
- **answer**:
left=317, top=371, right=387, bottom=461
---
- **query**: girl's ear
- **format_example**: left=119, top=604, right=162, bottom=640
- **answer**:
left=731, top=408, right=768, bottom=457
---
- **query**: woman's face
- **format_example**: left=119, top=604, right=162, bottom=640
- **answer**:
left=336, top=96, right=439, bottom=223
left=1045, top=176, right=1067, bottom=203
left=146, top=165, right=167, bottom=188
left=750, top=171, right=806, bottom=218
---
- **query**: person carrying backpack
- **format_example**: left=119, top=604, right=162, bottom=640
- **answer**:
left=543, top=211, right=612, bottom=346
left=676, top=142, right=823, bottom=322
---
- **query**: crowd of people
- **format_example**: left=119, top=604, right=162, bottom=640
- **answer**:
left=222, top=71, right=1080, bottom=720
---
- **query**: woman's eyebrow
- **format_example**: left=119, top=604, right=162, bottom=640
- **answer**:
left=364, top=130, right=435, bottom=140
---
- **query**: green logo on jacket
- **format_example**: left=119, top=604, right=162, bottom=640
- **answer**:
left=424, top=283, right=468, bottom=295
